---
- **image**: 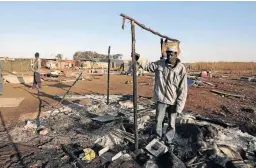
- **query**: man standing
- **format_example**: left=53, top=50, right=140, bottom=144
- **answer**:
left=135, top=46, right=188, bottom=145
left=0, top=60, right=3, bottom=95
left=31, top=52, right=42, bottom=90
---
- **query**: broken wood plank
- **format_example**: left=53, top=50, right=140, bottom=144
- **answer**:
left=195, top=116, right=236, bottom=128
left=220, top=105, right=232, bottom=114
left=48, top=73, right=83, bottom=117
left=185, top=156, right=198, bottom=166
left=202, top=81, right=214, bottom=86
left=120, top=13, right=179, bottom=42
left=112, top=130, right=135, bottom=144
left=57, top=72, right=83, bottom=105
left=210, top=89, right=245, bottom=99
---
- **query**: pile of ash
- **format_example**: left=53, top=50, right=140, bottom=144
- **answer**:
left=0, top=94, right=255, bottom=168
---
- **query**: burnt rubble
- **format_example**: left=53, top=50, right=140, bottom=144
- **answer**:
left=0, top=94, right=255, bottom=168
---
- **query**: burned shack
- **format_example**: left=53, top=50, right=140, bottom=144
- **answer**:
left=1, top=94, right=255, bottom=168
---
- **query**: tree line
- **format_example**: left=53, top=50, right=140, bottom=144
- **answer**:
left=55, top=51, right=123, bottom=61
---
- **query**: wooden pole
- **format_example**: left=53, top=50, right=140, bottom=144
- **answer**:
left=107, top=46, right=111, bottom=105
left=121, top=13, right=180, bottom=42
left=131, top=21, right=138, bottom=150
left=120, top=13, right=179, bottom=151
left=160, top=38, right=163, bottom=59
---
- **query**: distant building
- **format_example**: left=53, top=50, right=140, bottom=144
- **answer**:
left=56, top=60, right=75, bottom=69
left=81, top=61, right=92, bottom=69
left=41, top=59, right=76, bottom=69
left=99, top=59, right=124, bottom=70
left=41, top=58, right=57, bottom=67
left=75, top=58, right=124, bottom=70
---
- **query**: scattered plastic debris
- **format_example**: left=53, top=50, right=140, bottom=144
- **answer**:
left=81, top=148, right=96, bottom=163
left=1, top=94, right=255, bottom=168
left=119, top=100, right=133, bottom=109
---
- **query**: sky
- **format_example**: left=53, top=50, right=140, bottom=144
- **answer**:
left=0, top=1, right=255, bottom=63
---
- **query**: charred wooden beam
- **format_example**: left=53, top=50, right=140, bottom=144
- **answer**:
left=107, top=46, right=111, bottom=105
left=210, top=89, right=245, bottom=99
left=131, top=20, right=139, bottom=150
left=120, top=13, right=180, bottom=42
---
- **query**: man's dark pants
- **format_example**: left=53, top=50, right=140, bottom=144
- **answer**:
left=0, top=74, right=2, bottom=95
left=32, top=72, right=41, bottom=89
left=0, top=81, right=2, bottom=95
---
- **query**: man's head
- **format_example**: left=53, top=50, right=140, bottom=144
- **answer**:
left=166, top=46, right=178, bottom=57
left=166, top=46, right=179, bottom=65
left=35, top=52, right=39, bottom=58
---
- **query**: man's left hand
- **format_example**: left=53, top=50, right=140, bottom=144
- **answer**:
left=131, top=52, right=140, bottom=61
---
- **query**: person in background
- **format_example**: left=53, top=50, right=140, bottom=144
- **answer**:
left=31, top=52, right=42, bottom=90
left=0, top=61, right=3, bottom=95
left=135, top=46, right=188, bottom=147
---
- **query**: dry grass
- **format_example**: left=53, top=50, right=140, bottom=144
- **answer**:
left=187, top=62, right=256, bottom=73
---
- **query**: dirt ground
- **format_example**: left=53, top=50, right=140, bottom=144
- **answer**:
left=0, top=74, right=256, bottom=136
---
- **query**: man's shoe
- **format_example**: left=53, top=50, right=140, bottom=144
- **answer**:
left=165, top=130, right=175, bottom=144
left=167, top=144, right=175, bottom=152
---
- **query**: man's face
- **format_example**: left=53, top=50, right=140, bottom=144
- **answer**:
left=166, top=51, right=177, bottom=58
left=166, top=51, right=177, bottom=64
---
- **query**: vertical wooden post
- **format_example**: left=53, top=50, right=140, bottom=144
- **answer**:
left=107, top=46, right=111, bottom=105
left=131, top=21, right=138, bottom=150
left=160, top=38, right=163, bottom=60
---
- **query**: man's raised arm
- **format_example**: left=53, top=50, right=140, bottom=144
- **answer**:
left=134, top=53, right=159, bottom=73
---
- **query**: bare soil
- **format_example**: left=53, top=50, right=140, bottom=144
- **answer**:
left=0, top=74, right=256, bottom=135
left=0, top=73, right=256, bottom=167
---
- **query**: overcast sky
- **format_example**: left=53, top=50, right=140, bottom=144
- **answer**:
left=0, top=1, right=255, bottom=62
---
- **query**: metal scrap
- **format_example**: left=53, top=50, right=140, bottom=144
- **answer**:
left=91, top=115, right=118, bottom=123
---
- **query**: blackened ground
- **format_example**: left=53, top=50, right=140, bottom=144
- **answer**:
left=0, top=74, right=255, bottom=167
left=1, top=74, right=255, bottom=136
